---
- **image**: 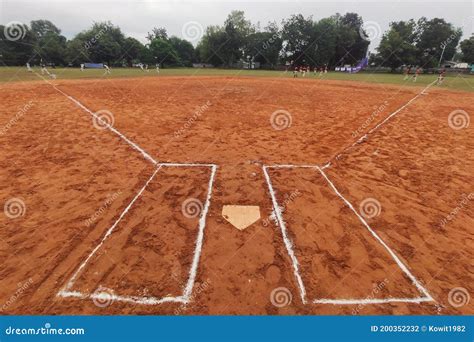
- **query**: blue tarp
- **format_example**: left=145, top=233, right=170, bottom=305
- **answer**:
left=84, top=63, right=104, bottom=69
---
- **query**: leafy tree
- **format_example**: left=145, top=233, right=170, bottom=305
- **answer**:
left=0, top=22, right=35, bottom=65
left=197, top=25, right=228, bottom=66
left=67, top=22, right=126, bottom=66
left=281, top=14, right=315, bottom=65
left=375, top=20, right=418, bottom=70
left=30, top=20, right=67, bottom=65
left=148, top=38, right=180, bottom=66
left=245, top=22, right=283, bottom=68
left=332, top=13, right=369, bottom=66
left=146, top=27, right=168, bottom=42
left=312, top=17, right=338, bottom=66
left=169, top=36, right=195, bottom=66
left=123, top=37, right=144, bottom=66
left=460, top=36, right=474, bottom=64
left=30, top=20, right=61, bottom=39
left=416, top=17, right=462, bottom=67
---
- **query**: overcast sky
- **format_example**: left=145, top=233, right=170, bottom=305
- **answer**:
left=1, top=0, right=473, bottom=51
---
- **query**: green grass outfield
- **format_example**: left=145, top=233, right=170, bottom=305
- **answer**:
left=1, top=66, right=473, bottom=92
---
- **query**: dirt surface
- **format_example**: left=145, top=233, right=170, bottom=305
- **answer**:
left=0, top=76, right=472, bottom=315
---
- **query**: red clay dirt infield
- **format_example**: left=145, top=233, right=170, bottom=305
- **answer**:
left=0, top=75, right=472, bottom=315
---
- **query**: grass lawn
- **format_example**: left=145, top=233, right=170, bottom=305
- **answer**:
left=0, top=66, right=473, bottom=92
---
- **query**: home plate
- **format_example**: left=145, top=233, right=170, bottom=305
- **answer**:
left=222, top=205, right=261, bottom=230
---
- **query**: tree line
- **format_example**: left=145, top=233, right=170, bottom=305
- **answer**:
left=0, top=11, right=472, bottom=70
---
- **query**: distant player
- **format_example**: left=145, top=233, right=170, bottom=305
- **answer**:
left=80, top=63, right=85, bottom=72
left=319, top=66, right=323, bottom=77
left=41, top=64, right=48, bottom=75
left=412, top=67, right=421, bottom=82
left=26, top=62, right=32, bottom=72
left=302, top=66, right=306, bottom=77
left=403, top=66, right=411, bottom=80
left=436, top=68, right=446, bottom=85
left=156, top=64, right=160, bottom=73
left=293, top=67, right=298, bottom=78
left=104, top=64, right=111, bottom=74
left=324, top=65, right=328, bottom=74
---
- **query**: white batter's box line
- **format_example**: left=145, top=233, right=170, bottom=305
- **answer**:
left=262, top=163, right=434, bottom=305
left=57, top=163, right=218, bottom=306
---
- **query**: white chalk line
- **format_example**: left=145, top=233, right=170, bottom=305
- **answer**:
left=262, top=165, right=307, bottom=304
left=58, top=163, right=218, bottom=306
left=314, top=297, right=433, bottom=305
left=324, top=79, right=438, bottom=168
left=182, top=164, right=217, bottom=302
left=52, top=85, right=158, bottom=166
left=263, top=163, right=434, bottom=305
